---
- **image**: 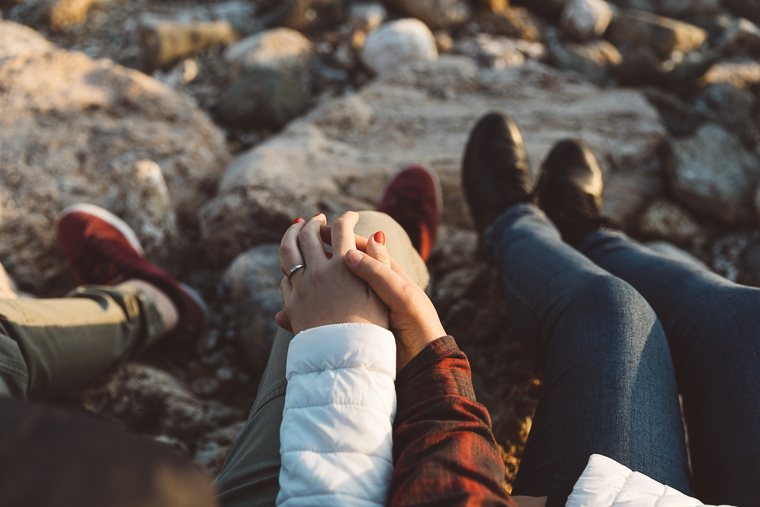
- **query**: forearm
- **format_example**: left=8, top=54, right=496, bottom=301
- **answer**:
left=390, top=336, right=515, bottom=507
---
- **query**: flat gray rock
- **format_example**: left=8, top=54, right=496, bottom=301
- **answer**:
left=199, top=56, right=668, bottom=262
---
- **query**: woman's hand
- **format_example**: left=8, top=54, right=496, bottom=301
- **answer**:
left=275, top=212, right=389, bottom=335
left=321, top=228, right=446, bottom=372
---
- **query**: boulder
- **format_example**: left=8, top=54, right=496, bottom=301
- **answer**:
left=80, top=363, right=243, bottom=439
left=214, top=28, right=315, bottom=129
left=455, top=34, right=529, bottom=69
left=260, top=0, right=347, bottom=32
left=386, top=0, right=471, bottom=30
left=361, top=19, right=438, bottom=75
left=694, top=83, right=760, bottom=149
left=669, top=123, right=760, bottom=223
left=121, top=160, right=181, bottom=256
left=222, top=244, right=284, bottom=374
left=140, top=21, right=238, bottom=72
left=610, top=0, right=721, bottom=19
left=348, top=2, right=387, bottom=32
left=194, top=421, right=246, bottom=476
left=473, top=7, right=544, bottom=42
left=637, top=198, right=702, bottom=245
left=0, top=21, right=230, bottom=291
left=198, top=56, right=668, bottom=262
left=699, top=58, right=760, bottom=88
left=456, top=35, right=547, bottom=63
left=719, top=17, right=760, bottom=57
left=45, top=0, right=110, bottom=31
left=511, top=0, right=568, bottom=21
left=607, top=9, right=708, bottom=59
left=549, top=37, right=622, bottom=84
left=560, top=0, right=613, bottom=41
left=722, top=0, right=760, bottom=27
left=475, top=0, right=508, bottom=12
left=642, top=87, right=708, bottom=136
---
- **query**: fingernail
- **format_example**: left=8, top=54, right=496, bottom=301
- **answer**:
left=314, top=213, right=322, bottom=217
left=293, top=218, right=304, bottom=224
left=374, top=231, right=386, bottom=246
left=347, top=249, right=364, bottom=266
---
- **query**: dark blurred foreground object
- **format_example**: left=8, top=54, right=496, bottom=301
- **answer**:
left=0, top=396, right=218, bottom=507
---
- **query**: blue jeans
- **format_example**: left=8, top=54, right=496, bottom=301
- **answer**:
left=486, top=204, right=760, bottom=506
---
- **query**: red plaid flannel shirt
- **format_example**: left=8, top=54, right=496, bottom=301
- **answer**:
left=389, top=336, right=517, bottom=507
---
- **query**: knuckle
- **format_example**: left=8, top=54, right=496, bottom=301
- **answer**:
left=279, top=243, right=295, bottom=259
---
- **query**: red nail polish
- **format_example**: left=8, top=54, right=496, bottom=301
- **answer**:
left=314, top=213, right=322, bottom=217
left=374, top=231, right=386, bottom=246
left=293, top=218, right=303, bottom=224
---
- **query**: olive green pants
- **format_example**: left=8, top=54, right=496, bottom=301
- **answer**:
left=215, top=211, right=430, bottom=507
left=0, top=284, right=164, bottom=400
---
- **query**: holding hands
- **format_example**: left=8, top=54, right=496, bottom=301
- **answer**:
left=276, top=211, right=446, bottom=372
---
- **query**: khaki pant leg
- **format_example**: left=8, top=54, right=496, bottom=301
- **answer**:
left=0, top=284, right=164, bottom=400
left=216, top=210, right=430, bottom=506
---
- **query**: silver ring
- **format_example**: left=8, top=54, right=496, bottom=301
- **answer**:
left=287, top=264, right=305, bottom=281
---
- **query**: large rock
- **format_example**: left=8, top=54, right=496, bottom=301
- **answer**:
left=259, top=0, right=347, bottom=32
left=0, top=21, right=230, bottom=291
left=473, top=7, right=544, bottom=42
left=547, top=29, right=622, bottom=84
left=222, top=244, right=284, bottom=374
left=637, top=198, right=702, bottom=245
left=46, top=0, right=111, bottom=31
left=80, top=363, right=243, bottom=439
left=140, top=21, right=238, bottom=72
left=386, top=0, right=471, bottom=30
left=214, top=28, right=315, bottom=128
left=699, top=58, right=760, bottom=88
left=610, top=0, right=721, bottom=19
left=607, top=9, right=708, bottom=58
left=669, top=123, right=760, bottom=223
left=560, top=0, right=613, bottom=41
left=348, top=2, right=387, bottom=32
left=199, top=56, right=667, bottom=262
left=455, top=34, right=529, bottom=69
left=361, top=19, right=438, bottom=75
left=511, top=0, right=568, bottom=21
left=694, top=83, right=760, bottom=149
left=719, top=17, right=760, bottom=57
left=194, top=421, right=246, bottom=476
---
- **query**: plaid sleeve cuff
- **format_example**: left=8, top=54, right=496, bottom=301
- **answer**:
left=395, top=336, right=477, bottom=415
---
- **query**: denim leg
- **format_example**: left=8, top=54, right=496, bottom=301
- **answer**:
left=582, top=230, right=760, bottom=506
left=486, top=204, right=690, bottom=498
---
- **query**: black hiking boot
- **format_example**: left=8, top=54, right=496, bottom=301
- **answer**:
left=462, top=112, right=533, bottom=234
left=534, top=139, right=618, bottom=247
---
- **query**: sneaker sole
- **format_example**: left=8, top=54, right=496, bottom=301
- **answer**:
left=376, top=164, right=444, bottom=218
left=56, top=203, right=145, bottom=256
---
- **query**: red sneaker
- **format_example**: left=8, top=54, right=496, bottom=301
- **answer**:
left=376, top=164, right=442, bottom=262
left=55, top=203, right=207, bottom=338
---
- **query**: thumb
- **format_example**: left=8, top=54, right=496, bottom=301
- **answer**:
left=345, top=249, right=411, bottom=311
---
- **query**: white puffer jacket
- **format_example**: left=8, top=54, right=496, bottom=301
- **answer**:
left=274, top=323, right=736, bottom=507
left=568, top=455, right=734, bottom=507
left=275, top=323, right=397, bottom=507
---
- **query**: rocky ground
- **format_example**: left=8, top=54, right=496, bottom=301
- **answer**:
left=2, top=0, right=760, bottom=492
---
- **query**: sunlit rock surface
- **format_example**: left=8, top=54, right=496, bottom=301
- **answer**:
left=199, top=56, right=667, bottom=262
left=0, top=21, right=230, bottom=291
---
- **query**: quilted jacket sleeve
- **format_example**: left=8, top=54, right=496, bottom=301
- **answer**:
left=567, top=455, right=734, bottom=507
left=276, top=323, right=397, bottom=507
